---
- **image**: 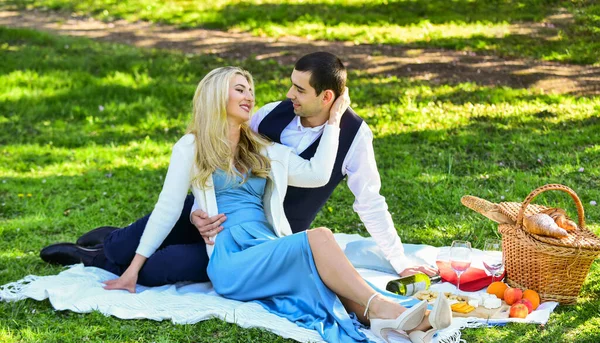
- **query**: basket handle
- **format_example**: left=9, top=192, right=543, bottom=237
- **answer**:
left=516, top=184, right=585, bottom=228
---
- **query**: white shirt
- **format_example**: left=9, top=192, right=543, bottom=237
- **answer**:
left=192, top=102, right=410, bottom=273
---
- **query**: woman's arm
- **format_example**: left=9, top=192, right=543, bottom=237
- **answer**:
left=103, top=136, right=195, bottom=292
left=286, top=88, right=350, bottom=187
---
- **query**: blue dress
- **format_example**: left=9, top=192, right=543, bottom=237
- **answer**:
left=206, top=170, right=369, bottom=342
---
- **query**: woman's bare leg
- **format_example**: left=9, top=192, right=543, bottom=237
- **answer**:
left=307, top=227, right=431, bottom=329
left=412, top=316, right=432, bottom=332
left=338, top=296, right=368, bottom=324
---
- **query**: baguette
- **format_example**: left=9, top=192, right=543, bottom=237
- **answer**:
left=460, top=195, right=514, bottom=224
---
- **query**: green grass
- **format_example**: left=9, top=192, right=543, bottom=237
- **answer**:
left=1, top=27, right=599, bottom=342
left=3, top=0, right=600, bottom=65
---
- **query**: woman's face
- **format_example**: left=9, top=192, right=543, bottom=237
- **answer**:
left=226, top=74, right=254, bottom=125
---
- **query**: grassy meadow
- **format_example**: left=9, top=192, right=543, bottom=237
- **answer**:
left=1, top=12, right=600, bottom=343
left=3, top=0, right=600, bottom=65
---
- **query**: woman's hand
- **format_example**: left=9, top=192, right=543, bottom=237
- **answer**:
left=103, top=254, right=146, bottom=293
left=327, top=87, right=350, bottom=126
left=103, top=271, right=138, bottom=293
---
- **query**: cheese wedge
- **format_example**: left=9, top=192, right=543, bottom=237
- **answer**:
left=451, top=302, right=475, bottom=314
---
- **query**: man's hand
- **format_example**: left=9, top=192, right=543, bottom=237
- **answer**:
left=191, top=209, right=226, bottom=244
left=327, top=87, right=350, bottom=126
left=399, top=265, right=439, bottom=277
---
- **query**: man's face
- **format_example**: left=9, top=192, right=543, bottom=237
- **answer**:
left=286, top=69, right=324, bottom=118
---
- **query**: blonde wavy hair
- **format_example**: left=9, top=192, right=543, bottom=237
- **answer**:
left=186, top=67, right=271, bottom=188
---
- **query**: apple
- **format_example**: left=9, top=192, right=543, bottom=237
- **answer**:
left=504, top=287, right=523, bottom=305
left=509, top=303, right=529, bottom=318
left=516, top=299, right=533, bottom=314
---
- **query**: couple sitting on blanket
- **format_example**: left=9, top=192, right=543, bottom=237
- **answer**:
left=40, top=52, right=452, bottom=343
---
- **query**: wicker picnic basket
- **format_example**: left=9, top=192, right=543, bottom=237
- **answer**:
left=495, top=184, right=600, bottom=304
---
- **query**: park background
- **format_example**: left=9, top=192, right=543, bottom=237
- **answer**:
left=0, top=0, right=599, bottom=342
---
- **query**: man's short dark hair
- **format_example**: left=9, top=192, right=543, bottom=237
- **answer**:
left=294, top=52, right=347, bottom=98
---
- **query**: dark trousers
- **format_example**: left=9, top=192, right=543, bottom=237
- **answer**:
left=92, top=195, right=210, bottom=286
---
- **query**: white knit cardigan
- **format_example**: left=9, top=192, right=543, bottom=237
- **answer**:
left=135, top=125, right=340, bottom=259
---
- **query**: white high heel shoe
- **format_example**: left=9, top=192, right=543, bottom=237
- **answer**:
left=408, top=292, right=453, bottom=343
left=366, top=293, right=428, bottom=343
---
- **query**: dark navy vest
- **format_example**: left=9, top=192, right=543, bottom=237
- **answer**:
left=258, top=100, right=363, bottom=233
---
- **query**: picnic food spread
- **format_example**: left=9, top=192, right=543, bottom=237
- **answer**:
left=414, top=290, right=509, bottom=319
left=413, top=281, right=544, bottom=319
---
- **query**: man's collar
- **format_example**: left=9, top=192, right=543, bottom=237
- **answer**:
left=293, top=115, right=326, bottom=132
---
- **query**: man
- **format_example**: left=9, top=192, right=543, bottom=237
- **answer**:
left=41, top=52, right=435, bottom=281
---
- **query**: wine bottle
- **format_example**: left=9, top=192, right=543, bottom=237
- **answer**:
left=385, top=273, right=441, bottom=296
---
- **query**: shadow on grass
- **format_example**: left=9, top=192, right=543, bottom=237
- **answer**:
left=0, top=27, right=292, bottom=147
left=3, top=0, right=599, bottom=67
left=3, top=13, right=600, bottom=99
left=3, top=27, right=600, bottom=153
left=2, top=0, right=560, bottom=27
left=418, top=32, right=600, bottom=65
left=374, top=113, right=600, bottom=175
left=203, top=0, right=555, bottom=28
left=0, top=166, right=170, bottom=230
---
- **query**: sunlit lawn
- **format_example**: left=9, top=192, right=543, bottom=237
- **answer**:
left=2, top=0, right=600, bottom=65
left=0, top=27, right=599, bottom=342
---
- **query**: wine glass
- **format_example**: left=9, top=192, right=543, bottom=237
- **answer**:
left=450, top=240, right=472, bottom=294
left=483, top=239, right=504, bottom=283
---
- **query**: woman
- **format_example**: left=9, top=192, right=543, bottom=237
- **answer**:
left=100, top=67, right=451, bottom=343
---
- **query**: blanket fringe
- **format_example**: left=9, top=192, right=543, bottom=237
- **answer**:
left=0, top=275, right=40, bottom=301
left=437, top=329, right=464, bottom=343
left=436, top=319, right=487, bottom=343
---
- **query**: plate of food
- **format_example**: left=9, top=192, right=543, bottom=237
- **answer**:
left=414, top=290, right=468, bottom=304
left=413, top=290, right=509, bottom=319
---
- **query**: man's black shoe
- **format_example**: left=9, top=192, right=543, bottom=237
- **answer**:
left=75, top=226, right=119, bottom=247
left=40, top=243, right=103, bottom=266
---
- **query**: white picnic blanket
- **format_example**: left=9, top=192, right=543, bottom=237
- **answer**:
left=0, top=234, right=558, bottom=343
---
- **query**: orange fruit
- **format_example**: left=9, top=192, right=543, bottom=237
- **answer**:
left=522, top=289, right=541, bottom=310
left=487, top=281, right=509, bottom=300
